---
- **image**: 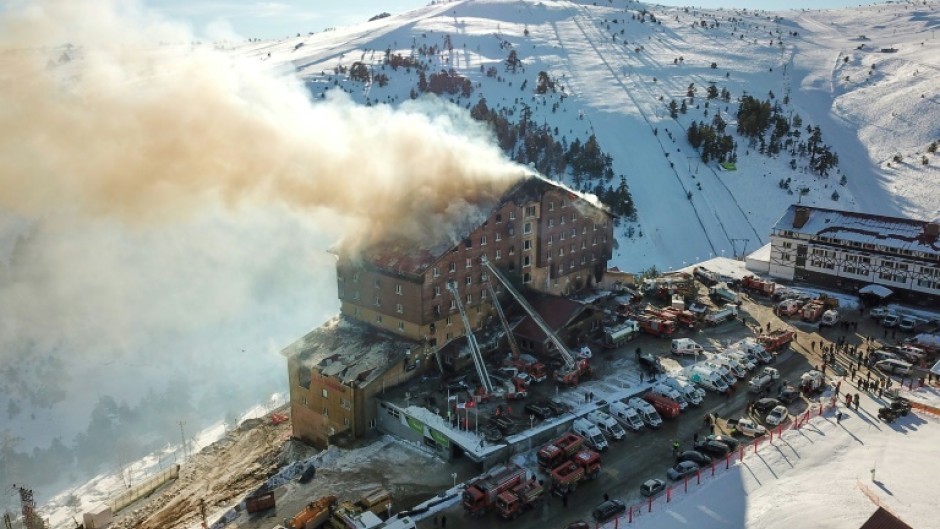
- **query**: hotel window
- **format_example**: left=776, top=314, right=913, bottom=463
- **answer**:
left=548, top=218, right=554, bottom=228
left=466, top=293, right=472, bottom=304
left=433, top=267, right=440, bottom=278
left=523, top=272, right=532, bottom=283
left=446, top=316, right=453, bottom=326
left=509, top=211, right=516, bottom=220
left=495, top=213, right=502, bottom=223
left=525, top=205, right=537, bottom=217
left=548, top=235, right=553, bottom=246
left=434, top=286, right=441, bottom=297
left=548, top=201, right=555, bottom=211
left=523, top=239, right=532, bottom=251
left=495, top=249, right=502, bottom=260
left=465, top=258, right=472, bottom=268
left=449, top=262, right=456, bottom=273
left=524, top=222, right=532, bottom=235
left=322, top=388, right=328, bottom=398
left=480, top=235, right=487, bottom=246
left=375, top=314, right=383, bottom=324
left=509, top=246, right=515, bottom=255
left=398, top=321, right=405, bottom=332
left=465, top=276, right=472, bottom=286
left=523, top=255, right=531, bottom=267
left=396, top=303, right=403, bottom=314
left=374, top=296, right=381, bottom=307
left=496, top=232, right=503, bottom=242
left=395, top=283, right=403, bottom=295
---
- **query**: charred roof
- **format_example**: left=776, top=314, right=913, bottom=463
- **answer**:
left=283, top=316, right=420, bottom=387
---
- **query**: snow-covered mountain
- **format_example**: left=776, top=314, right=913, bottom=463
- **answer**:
left=231, top=0, right=940, bottom=270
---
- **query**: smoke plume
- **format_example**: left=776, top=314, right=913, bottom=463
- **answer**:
left=0, top=0, right=525, bottom=499
left=0, top=0, right=524, bottom=247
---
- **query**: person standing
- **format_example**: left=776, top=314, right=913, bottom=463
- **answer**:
left=672, top=439, right=680, bottom=455
left=441, top=515, right=447, bottom=528
left=854, top=394, right=860, bottom=411
left=837, top=411, right=843, bottom=424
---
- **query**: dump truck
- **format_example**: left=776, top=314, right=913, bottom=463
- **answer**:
left=288, top=496, right=337, bottom=529
left=662, top=306, right=698, bottom=328
left=463, top=463, right=528, bottom=517
left=741, top=275, right=775, bottom=296
left=495, top=478, right=545, bottom=520
left=704, top=305, right=739, bottom=325
left=549, top=449, right=602, bottom=495
left=708, top=283, right=741, bottom=304
left=757, top=330, right=795, bottom=353
left=537, top=432, right=585, bottom=470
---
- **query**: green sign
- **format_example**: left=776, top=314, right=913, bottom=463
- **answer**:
left=406, top=415, right=425, bottom=435
left=429, top=428, right=450, bottom=448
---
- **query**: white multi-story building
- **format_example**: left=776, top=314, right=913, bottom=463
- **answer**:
left=769, top=205, right=940, bottom=305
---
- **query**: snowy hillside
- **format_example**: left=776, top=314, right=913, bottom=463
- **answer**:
left=230, top=0, right=940, bottom=269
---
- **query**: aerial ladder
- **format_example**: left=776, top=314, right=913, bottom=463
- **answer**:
left=481, top=258, right=589, bottom=385
left=485, top=280, right=523, bottom=360
left=446, top=281, right=494, bottom=395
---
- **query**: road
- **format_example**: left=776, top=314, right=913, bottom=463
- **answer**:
left=417, top=290, right=877, bottom=529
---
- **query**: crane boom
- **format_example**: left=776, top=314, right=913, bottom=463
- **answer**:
left=481, top=258, right=576, bottom=369
left=446, top=281, right=494, bottom=394
left=485, top=280, right=523, bottom=360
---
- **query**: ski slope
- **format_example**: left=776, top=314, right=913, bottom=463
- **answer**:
left=232, top=0, right=940, bottom=270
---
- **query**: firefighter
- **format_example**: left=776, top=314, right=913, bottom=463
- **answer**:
left=672, top=439, right=680, bottom=455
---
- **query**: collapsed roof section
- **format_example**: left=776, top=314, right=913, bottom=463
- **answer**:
left=283, top=316, right=419, bottom=387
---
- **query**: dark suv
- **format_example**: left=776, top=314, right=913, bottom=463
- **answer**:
left=592, top=499, right=626, bottom=523
left=525, top=402, right=553, bottom=420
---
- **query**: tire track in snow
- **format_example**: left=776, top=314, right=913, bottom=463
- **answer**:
left=564, top=3, right=730, bottom=255
left=574, top=3, right=766, bottom=250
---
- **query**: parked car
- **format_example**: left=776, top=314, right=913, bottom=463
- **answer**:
left=869, top=307, right=890, bottom=320
left=524, top=402, right=553, bottom=420
left=592, top=499, right=626, bottom=523
left=728, top=417, right=767, bottom=437
left=705, top=434, right=741, bottom=451
left=898, top=317, right=917, bottom=333
left=694, top=439, right=731, bottom=457
left=778, top=385, right=800, bottom=404
left=882, top=314, right=900, bottom=328
left=753, top=397, right=782, bottom=414
left=875, top=358, right=913, bottom=376
left=546, top=399, right=571, bottom=416
left=765, top=405, right=788, bottom=427
left=676, top=450, right=712, bottom=466
left=298, top=464, right=317, bottom=484
left=667, top=460, right=700, bottom=481
left=564, top=522, right=590, bottom=529
left=640, top=478, right=666, bottom=497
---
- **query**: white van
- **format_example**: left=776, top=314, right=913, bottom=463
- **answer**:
left=652, top=383, right=688, bottom=410
left=733, top=338, right=773, bottom=364
left=820, top=309, right=840, bottom=327
left=586, top=410, right=626, bottom=441
left=875, top=358, right=913, bottom=376
left=685, top=365, right=729, bottom=393
left=609, top=400, right=644, bottom=431
left=722, top=349, right=756, bottom=371
left=712, top=354, right=748, bottom=378
left=663, top=377, right=704, bottom=406
left=704, top=360, right=740, bottom=385
left=627, top=397, right=663, bottom=429
left=573, top=418, right=609, bottom=451
left=671, top=338, right=704, bottom=356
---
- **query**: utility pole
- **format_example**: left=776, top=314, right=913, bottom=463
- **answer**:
left=178, top=420, right=188, bottom=462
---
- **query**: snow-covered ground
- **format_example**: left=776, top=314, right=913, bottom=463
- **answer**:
left=4, top=0, right=940, bottom=519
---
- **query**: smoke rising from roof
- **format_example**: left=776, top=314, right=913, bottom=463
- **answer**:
left=0, top=0, right=523, bottom=497
left=0, top=0, right=524, bottom=248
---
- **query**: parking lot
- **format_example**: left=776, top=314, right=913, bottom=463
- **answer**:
left=416, top=282, right=931, bottom=529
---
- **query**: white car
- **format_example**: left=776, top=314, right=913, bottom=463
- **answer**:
left=765, top=405, right=788, bottom=427
left=731, top=417, right=767, bottom=437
